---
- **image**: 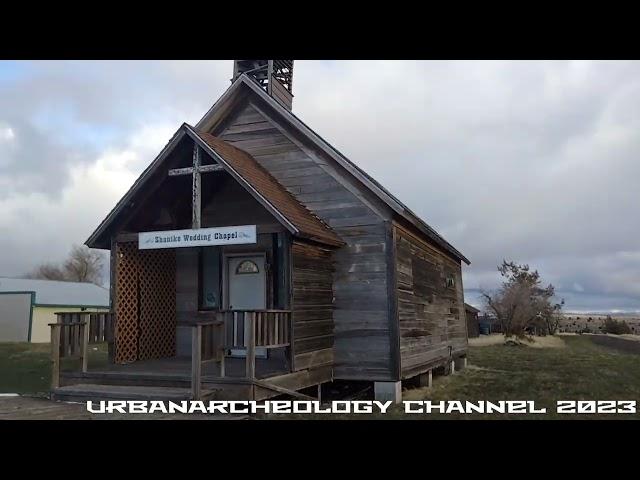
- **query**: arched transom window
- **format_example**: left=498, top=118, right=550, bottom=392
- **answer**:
left=236, top=260, right=260, bottom=275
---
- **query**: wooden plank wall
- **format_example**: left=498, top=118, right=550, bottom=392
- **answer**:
left=201, top=176, right=277, bottom=227
left=216, top=101, right=396, bottom=381
left=466, top=310, right=479, bottom=338
left=291, top=240, right=334, bottom=371
left=394, top=223, right=467, bottom=379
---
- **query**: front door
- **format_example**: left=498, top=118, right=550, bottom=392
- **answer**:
left=226, top=254, right=267, bottom=357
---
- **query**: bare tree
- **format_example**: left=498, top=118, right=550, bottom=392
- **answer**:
left=63, top=245, right=104, bottom=284
left=481, top=260, right=563, bottom=338
left=25, top=244, right=106, bottom=285
left=28, top=263, right=67, bottom=281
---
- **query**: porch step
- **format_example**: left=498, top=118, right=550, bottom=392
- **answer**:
left=51, top=384, right=199, bottom=403
left=61, top=371, right=192, bottom=388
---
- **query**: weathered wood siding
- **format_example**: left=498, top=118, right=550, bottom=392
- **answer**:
left=201, top=176, right=278, bottom=227
left=394, top=223, right=467, bottom=379
left=290, top=241, right=335, bottom=371
left=466, top=309, right=479, bottom=338
left=215, top=101, right=396, bottom=381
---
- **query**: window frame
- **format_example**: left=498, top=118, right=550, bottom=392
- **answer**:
left=198, top=246, right=222, bottom=311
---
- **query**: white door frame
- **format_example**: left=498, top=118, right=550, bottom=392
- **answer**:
left=222, top=252, right=268, bottom=358
left=222, top=251, right=267, bottom=310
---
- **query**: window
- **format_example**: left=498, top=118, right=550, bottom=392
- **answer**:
left=236, top=260, right=260, bottom=275
left=200, top=247, right=221, bottom=309
left=445, top=276, right=456, bottom=288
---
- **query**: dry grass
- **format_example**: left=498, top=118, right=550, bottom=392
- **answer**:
left=469, top=334, right=565, bottom=349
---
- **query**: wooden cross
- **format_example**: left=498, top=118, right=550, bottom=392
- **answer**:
left=168, top=145, right=224, bottom=229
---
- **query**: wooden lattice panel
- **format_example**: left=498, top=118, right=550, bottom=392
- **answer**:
left=138, top=249, right=176, bottom=360
left=115, top=242, right=140, bottom=363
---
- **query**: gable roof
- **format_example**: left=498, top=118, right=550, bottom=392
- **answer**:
left=189, top=127, right=343, bottom=246
left=196, top=74, right=470, bottom=265
left=86, top=124, right=343, bottom=248
left=0, top=277, right=109, bottom=307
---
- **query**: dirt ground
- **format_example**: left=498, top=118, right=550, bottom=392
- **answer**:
left=588, top=335, right=640, bottom=354
left=0, top=395, right=245, bottom=420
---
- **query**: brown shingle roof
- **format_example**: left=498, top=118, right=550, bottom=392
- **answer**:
left=192, top=128, right=343, bottom=247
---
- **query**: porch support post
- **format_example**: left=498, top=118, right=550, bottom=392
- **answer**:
left=191, top=325, right=202, bottom=400
left=219, top=314, right=226, bottom=378
left=454, top=356, right=467, bottom=371
left=416, top=369, right=432, bottom=388
left=245, top=312, right=256, bottom=379
left=374, top=381, right=402, bottom=404
left=50, top=324, right=61, bottom=390
left=81, top=319, right=90, bottom=373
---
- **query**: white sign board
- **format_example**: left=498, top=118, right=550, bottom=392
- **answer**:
left=138, top=225, right=257, bottom=250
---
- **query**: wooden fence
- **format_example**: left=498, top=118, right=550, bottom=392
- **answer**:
left=49, top=312, right=115, bottom=389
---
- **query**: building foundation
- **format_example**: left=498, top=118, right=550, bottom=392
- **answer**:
left=374, top=381, right=402, bottom=403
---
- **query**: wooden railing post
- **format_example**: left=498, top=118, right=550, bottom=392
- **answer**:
left=81, top=318, right=90, bottom=373
left=245, top=312, right=256, bottom=379
left=50, top=324, right=61, bottom=390
left=191, top=324, right=202, bottom=400
left=218, top=319, right=226, bottom=378
left=106, top=312, right=115, bottom=364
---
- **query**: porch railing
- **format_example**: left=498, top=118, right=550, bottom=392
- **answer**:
left=49, top=312, right=115, bottom=389
left=190, top=310, right=292, bottom=399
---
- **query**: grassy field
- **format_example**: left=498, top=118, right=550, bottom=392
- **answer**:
left=2, top=336, right=639, bottom=420
left=396, top=334, right=640, bottom=420
left=267, top=334, right=640, bottom=420
left=0, top=342, right=109, bottom=396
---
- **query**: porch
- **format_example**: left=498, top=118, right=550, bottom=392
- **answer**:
left=49, top=310, right=328, bottom=402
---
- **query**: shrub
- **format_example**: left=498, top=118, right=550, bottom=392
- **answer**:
left=602, top=318, right=632, bottom=335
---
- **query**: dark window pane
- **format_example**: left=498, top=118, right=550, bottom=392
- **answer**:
left=201, top=247, right=220, bottom=309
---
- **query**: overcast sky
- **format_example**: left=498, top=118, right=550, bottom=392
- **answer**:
left=1, top=60, right=639, bottom=312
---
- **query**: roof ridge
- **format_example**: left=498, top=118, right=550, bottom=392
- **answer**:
left=191, top=129, right=343, bottom=246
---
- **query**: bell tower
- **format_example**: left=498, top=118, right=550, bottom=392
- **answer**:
left=233, top=60, right=294, bottom=111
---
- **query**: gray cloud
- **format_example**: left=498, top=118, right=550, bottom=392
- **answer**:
left=1, top=60, right=639, bottom=312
